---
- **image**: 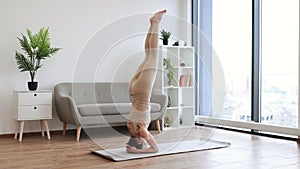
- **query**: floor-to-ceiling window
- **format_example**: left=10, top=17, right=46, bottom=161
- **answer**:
left=212, top=0, right=252, bottom=121
left=261, top=0, right=299, bottom=128
left=194, top=0, right=299, bottom=136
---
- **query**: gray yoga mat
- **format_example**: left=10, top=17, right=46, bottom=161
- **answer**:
left=91, top=139, right=230, bottom=161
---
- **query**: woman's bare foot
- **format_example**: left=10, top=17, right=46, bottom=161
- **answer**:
left=150, top=9, right=167, bottom=24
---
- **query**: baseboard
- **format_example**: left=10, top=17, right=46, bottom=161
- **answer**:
left=0, top=129, right=77, bottom=138
left=0, top=123, right=162, bottom=139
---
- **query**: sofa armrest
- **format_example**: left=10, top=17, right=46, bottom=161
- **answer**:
left=150, top=94, right=168, bottom=119
left=54, top=85, right=81, bottom=126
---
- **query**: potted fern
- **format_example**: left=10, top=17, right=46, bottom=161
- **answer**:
left=163, top=57, right=175, bottom=86
left=15, top=27, right=61, bottom=91
left=160, top=29, right=172, bottom=45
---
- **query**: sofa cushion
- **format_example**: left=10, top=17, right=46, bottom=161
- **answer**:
left=77, top=103, right=161, bottom=116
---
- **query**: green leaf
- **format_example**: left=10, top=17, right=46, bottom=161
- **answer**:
left=15, top=51, right=34, bottom=72
left=18, top=34, right=33, bottom=57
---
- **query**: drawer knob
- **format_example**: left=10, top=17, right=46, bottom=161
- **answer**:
left=34, top=106, right=37, bottom=110
left=34, top=94, right=37, bottom=96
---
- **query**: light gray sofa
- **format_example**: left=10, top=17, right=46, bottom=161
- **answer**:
left=54, top=82, right=167, bottom=141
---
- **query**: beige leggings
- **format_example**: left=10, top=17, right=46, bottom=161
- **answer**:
left=129, top=21, right=159, bottom=111
left=129, top=54, right=158, bottom=111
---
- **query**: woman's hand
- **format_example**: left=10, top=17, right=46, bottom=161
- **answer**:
left=137, top=138, right=147, bottom=147
left=126, top=144, right=139, bottom=153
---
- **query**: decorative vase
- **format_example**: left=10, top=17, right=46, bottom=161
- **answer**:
left=167, top=95, right=171, bottom=107
left=172, top=41, right=179, bottom=46
left=163, top=39, right=168, bottom=45
left=28, top=82, right=38, bottom=91
left=180, top=61, right=187, bottom=67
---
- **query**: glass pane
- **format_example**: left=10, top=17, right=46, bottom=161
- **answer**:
left=212, top=0, right=252, bottom=120
left=261, top=0, right=299, bottom=127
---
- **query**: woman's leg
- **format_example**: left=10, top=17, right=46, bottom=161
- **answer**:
left=131, top=13, right=161, bottom=78
left=129, top=10, right=166, bottom=95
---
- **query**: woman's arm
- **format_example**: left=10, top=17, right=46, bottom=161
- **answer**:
left=126, top=127, right=158, bottom=153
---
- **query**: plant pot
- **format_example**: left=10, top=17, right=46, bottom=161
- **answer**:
left=28, top=82, right=38, bottom=91
left=163, top=39, right=169, bottom=45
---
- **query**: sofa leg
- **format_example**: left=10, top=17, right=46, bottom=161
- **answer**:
left=156, top=120, right=161, bottom=133
left=63, top=122, right=67, bottom=135
left=76, top=125, right=81, bottom=141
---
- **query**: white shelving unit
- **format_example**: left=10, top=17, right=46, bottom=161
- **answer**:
left=155, top=45, right=195, bottom=128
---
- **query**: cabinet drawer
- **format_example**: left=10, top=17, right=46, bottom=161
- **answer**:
left=18, top=92, right=52, bottom=105
left=17, top=105, right=52, bottom=120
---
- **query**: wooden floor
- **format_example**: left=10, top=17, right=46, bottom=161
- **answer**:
left=0, top=126, right=299, bottom=169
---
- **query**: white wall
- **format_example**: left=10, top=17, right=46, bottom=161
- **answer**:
left=0, top=0, right=190, bottom=134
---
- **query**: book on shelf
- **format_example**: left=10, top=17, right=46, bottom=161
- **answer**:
left=179, top=75, right=192, bottom=87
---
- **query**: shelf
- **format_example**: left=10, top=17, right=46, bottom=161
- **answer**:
left=179, top=86, right=193, bottom=89
left=163, top=86, right=179, bottom=89
left=180, top=106, right=194, bottom=109
left=157, top=45, right=195, bottom=128
left=167, top=107, right=179, bottom=110
left=163, top=86, right=194, bottom=89
left=174, top=66, right=193, bottom=69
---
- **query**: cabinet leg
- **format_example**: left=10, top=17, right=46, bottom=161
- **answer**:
left=40, top=120, right=44, bottom=137
left=14, top=121, right=19, bottom=139
left=19, top=121, right=24, bottom=142
left=44, top=120, right=51, bottom=140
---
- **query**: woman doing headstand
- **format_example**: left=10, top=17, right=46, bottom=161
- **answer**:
left=126, top=9, right=167, bottom=153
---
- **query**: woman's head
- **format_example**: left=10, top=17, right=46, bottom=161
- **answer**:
left=127, top=121, right=139, bottom=137
left=127, top=136, right=143, bottom=149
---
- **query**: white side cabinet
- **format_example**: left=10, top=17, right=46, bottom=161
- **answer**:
left=14, top=90, right=52, bottom=142
left=155, top=45, right=195, bottom=128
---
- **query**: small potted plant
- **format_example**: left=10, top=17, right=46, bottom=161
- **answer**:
left=160, top=29, right=172, bottom=45
left=15, top=27, right=61, bottom=91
